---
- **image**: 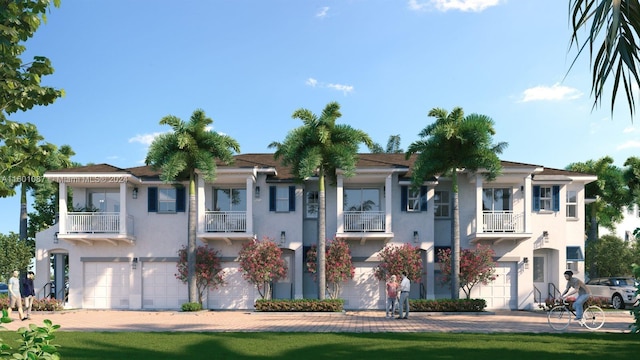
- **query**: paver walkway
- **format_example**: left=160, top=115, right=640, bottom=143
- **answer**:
left=1, top=309, right=634, bottom=333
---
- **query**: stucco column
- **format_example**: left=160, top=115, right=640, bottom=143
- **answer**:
left=59, top=182, right=67, bottom=235
left=524, top=175, right=532, bottom=233
left=385, top=174, right=392, bottom=233
left=337, top=175, right=344, bottom=232
left=476, top=175, right=483, bottom=233
left=294, top=244, right=303, bottom=299
left=197, top=175, right=205, bottom=233
left=246, top=177, right=254, bottom=234
left=119, top=182, right=127, bottom=235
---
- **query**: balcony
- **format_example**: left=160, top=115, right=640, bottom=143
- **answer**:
left=59, top=212, right=135, bottom=245
left=337, top=211, right=393, bottom=244
left=470, top=210, right=530, bottom=244
left=198, top=211, right=254, bottom=244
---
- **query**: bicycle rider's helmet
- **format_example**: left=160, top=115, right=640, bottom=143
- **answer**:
left=564, top=270, right=573, bottom=276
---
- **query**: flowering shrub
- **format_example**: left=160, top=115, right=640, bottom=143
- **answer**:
left=373, top=243, right=423, bottom=283
left=306, top=238, right=355, bottom=299
left=176, top=245, right=225, bottom=305
left=438, top=244, right=497, bottom=299
left=1, top=297, right=63, bottom=312
left=410, top=299, right=487, bottom=312
left=255, top=299, right=344, bottom=312
left=238, top=237, right=288, bottom=300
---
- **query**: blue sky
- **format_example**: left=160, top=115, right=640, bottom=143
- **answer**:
left=2, top=0, right=639, bottom=235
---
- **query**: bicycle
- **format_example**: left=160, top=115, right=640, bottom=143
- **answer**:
left=547, top=299, right=605, bottom=331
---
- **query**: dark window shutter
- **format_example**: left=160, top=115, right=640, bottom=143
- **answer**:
left=176, top=187, right=186, bottom=212
left=148, top=187, right=158, bottom=212
left=552, top=185, right=560, bottom=212
left=420, top=186, right=428, bottom=211
left=289, top=186, right=296, bottom=211
left=401, top=186, right=407, bottom=212
left=269, top=186, right=276, bottom=211
left=532, top=185, right=540, bottom=212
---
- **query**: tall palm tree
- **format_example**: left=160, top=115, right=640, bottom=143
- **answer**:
left=569, top=1, right=640, bottom=117
left=371, top=135, right=403, bottom=153
left=146, top=109, right=240, bottom=303
left=406, top=107, right=507, bottom=299
left=269, top=101, right=373, bottom=300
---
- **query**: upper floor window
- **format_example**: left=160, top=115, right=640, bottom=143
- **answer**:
left=532, top=185, right=560, bottom=212
left=566, top=190, right=577, bottom=218
left=434, top=190, right=450, bottom=218
left=344, top=188, right=380, bottom=212
left=88, top=189, right=119, bottom=212
left=148, top=186, right=186, bottom=213
left=483, top=187, right=512, bottom=211
left=158, top=188, right=177, bottom=212
left=401, top=186, right=427, bottom=212
left=305, top=191, right=319, bottom=218
left=269, top=185, right=296, bottom=212
left=213, top=188, right=246, bottom=211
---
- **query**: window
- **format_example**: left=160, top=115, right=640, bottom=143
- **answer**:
left=214, top=188, right=246, bottom=211
left=88, top=189, right=119, bottom=212
left=148, top=187, right=186, bottom=213
left=483, top=188, right=512, bottom=211
left=434, top=190, right=450, bottom=217
left=401, top=186, right=427, bottom=212
left=566, top=190, right=577, bottom=218
left=305, top=191, right=319, bottom=218
left=533, top=257, right=544, bottom=283
left=532, top=185, right=560, bottom=212
left=269, top=186, right=296, bottom=212
left=344, top=188, right=380, bottom=211
left=566, top=246, right=584, bottom=261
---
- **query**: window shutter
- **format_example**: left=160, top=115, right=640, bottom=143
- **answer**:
left=148, top=187, right=157, bottom=212
left=269, top=186, right=276, bottom=211
left=532, top=185, right=540, bottom=211
left=552, top=185, right=560, bottom=212
left=176, top=186, right=186, bottom=212
left=420, top=186, right=428, bottom=211
left=401, top=186, right=407, bottom=212
left=289, top=186, right=296, bottom=211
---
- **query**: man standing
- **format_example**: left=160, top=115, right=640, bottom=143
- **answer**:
left=21, top=271, right=36, bottom=320
left=8, top=270, right=26, bottom=321
left=397, top=271, right=411, bottom=319
left=561, top=270, right=591, bottom=321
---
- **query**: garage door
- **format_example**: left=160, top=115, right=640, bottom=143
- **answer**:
left=83, top=262, right=130, bottom=309
left=142, top=262, right=188, bottom=309
left=341, top=262, right=382, bottom=309
left=208, top=263, right=257, bottom=309
left=470, top=262, right=517, bottom=310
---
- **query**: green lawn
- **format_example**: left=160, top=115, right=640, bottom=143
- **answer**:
left=0, top=331, right=637, bottom=359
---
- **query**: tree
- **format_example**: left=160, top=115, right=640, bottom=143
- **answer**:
left=237, top=237, right=288, bottom=300
left=569, top=1, right=640, bottom=117
left=269, top=101, right=373, bottom=300
left=305, top=238, right=355, bottom=299
left=0, top=232, right=32, bottom=282
left=587, top=234, right=634, bottom=277
left=371, top=135, right=403, bottom=153
left=406, top=107, right=507, bottom=299
left=145, top=109, right=240, bottom=304
left=373, top=243, right=423, bottom=284
left=175, top=245, right=225, bottom=305
left=0, top=0, right=63, bottom=116
left=437, top=244, right=498, bottom=300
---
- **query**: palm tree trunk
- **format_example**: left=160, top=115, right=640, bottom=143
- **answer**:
left=19, top=182, right=28, bottom=241
left=451, top=170, right=460, bottom=300
left=318, top=168, right=326, bottom=300
left=188, top=173, right=198, bottom=303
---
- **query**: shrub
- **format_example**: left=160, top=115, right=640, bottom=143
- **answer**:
left=306, top=238, right=355, bottom=299
left=409, top=299, right=487, bottom=312
left=255, top=299, right=344, bottom=312
left=181, top=302, right=203, bottom=312
left=0, top=298, right=64, bottom=312
left=0, top=319, right=61, bottom=359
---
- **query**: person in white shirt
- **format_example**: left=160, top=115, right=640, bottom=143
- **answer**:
left=397, top=271, right=411, bottom=319
left=8, top=270, right=26, bottom=321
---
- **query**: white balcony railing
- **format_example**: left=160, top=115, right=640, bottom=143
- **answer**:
left=343, top=211, right=385, bottom=232
left=205, top=211, right=247, bottom=232
left=482, top=211, right=524, bottom=233
left=66, top=212, right=133, bottom=234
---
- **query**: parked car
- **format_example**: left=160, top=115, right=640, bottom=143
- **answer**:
left=586, top=277, right=639, bottom=309
left=0, top=283, right=7, bottom=295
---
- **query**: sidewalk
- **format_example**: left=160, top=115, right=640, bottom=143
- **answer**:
left=1, top=309, right=634, bottom=333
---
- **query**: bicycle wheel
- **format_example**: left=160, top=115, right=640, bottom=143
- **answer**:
left=581, top=306, right=605, bottom=330
left=548, top=306, right=571, bottom=330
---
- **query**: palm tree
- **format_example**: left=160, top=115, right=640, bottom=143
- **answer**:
left=146, top=109, right=240, bottom=304
left=406, top=107, right=507, bottom=299
left=569, top=1, right=640, bottom=117
left=269, top=101, right=373, bottom=300
left=371, top=135, right=403, bottom=153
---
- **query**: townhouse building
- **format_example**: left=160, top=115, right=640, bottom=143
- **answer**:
left=34, top=153, right=596, bottom=310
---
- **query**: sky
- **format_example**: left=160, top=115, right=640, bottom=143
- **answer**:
left=2, top=0, right=640, bottom=235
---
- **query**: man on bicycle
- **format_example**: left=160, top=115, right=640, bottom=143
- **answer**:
left=561, top=270, right=591, bottom=321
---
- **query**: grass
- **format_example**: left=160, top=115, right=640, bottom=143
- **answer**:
left=0, top=331, right=637, bottom=359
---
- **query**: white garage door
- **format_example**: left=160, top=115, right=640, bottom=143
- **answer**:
left=83, top=262, right=130, bottom=309
left=470, top=262, right=517, bottom=310
left=208, top=263, right=257, bottom=310
left=341, top=262, right=382, bottom=309
left=142, top=262, right=188, bottom=309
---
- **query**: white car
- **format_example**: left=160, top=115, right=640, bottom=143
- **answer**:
left=586, top=277, right=639, bottom=309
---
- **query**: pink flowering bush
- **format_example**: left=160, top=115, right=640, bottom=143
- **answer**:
left=238, top=237, right=288, bottom=300
left=437, top=244, right=497, bottom=299
left=306, top=238, right=355, bottom=299
left=176, top=245, right=225, bottom=305
left=373, top=243, right=423, bottom=283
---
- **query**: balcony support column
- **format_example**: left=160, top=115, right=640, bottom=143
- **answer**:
left=59, top=182, right=67, bottom=235
left=119, top=182, right=127, bottom=235
left=476, top=176, right=483, bottom=234
left=246, top=177, right=254, bottom=234
left=197, top=175, right=205, bottom=234
left=385, top=175, right=392, bottom=233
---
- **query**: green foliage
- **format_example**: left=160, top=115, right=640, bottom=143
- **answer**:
left=541, top=296, right=611, bottom=311
left=630, top=264, right=640, bottom=334
left=181, top=302, right=203, bottom=312
left=409, top=298, right=487, bottom=312
left=587, top=234, right=634, bottom=277
left=1, top=297, right=63, bottom=312
left=305, top=238, right=355, bottom=299
left=0, top=319, right=61, bottom=360
left=1, top=309, right=11, bottom=324
left=254, top=299, right=344, bottom=312
left=238, top=237, right=288, bottom=300
left=0, top=232, right=32, bottom=280
left=176, top=245, right=225, bottom=305
left=373, top=243, right=423, bottom=283
left=438, top=244, right=498, bottom=299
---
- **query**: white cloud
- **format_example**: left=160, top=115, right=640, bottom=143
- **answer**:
left=128, top=132, right=165, bottom=145
left=306, top=78, right=318, bottom=87
left=623, top=126, right=636, bottom=134
left=617, top=140, right=640, bottom=150
left=408, top=0, right=501, bottom=12
left=519, top=83, right=583, bottom=102
left=316, top=6, right=329, bottom=18
left=327, top=83, right=354, bottom=95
